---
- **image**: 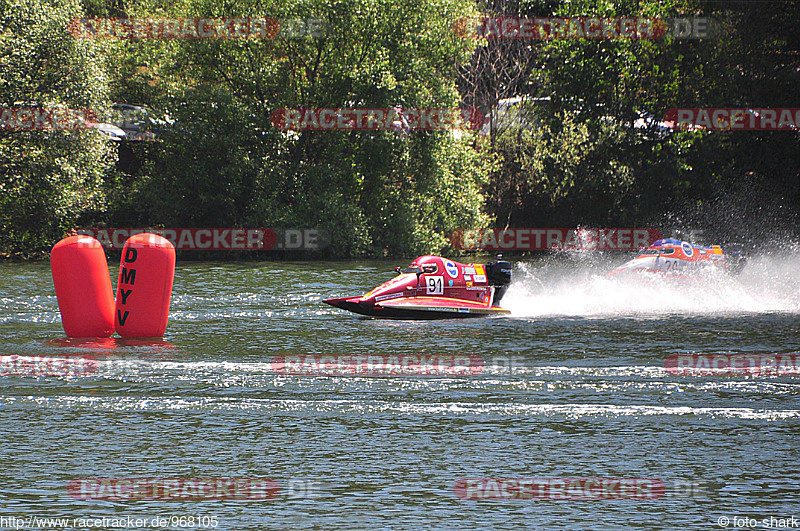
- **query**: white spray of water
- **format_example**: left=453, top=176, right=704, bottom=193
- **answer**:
left=502, top=249, right=800, bottom=318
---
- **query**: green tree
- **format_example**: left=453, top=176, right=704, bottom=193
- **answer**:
left=473, top=0, right=799, bottom=241
left=105, top=0, right=492, bottom=257
left=0, top=0, right=117, bottom=257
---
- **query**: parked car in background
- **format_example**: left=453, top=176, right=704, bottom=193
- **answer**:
left=92, top=120, right=126, bottom=141
left=108, top=103, right=170, bottom=141
left=479, top=96, right=550, bottom=137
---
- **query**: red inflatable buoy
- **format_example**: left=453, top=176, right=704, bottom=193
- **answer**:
left=51, top=235, right=115, bottom=338
left=115, top=233, right=176, bottom=338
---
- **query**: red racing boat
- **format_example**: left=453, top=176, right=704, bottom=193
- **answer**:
left=324, top=255, right=512, bottom=319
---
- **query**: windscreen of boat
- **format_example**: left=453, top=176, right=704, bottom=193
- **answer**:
left=643, top=248, right=675, bottom=255
left=400, top=261, right=438, bottom=275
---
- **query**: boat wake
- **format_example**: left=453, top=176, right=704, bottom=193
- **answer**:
left=503, top=249, right=800, bottom=318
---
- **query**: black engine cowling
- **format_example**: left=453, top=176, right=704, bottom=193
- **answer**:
left=485, top=259, right=512, bottom=302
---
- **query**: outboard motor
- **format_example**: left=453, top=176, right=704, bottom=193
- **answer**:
left=485, top=254, right=512, bottom=302
left=723, top=243, right=747, bottom=274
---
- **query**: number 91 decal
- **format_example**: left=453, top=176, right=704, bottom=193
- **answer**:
left=426, top=276, right=444, bottom=295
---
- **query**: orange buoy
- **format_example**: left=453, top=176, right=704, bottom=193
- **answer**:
left=115, top=233, right=176, bottom=338
left=51, top=235, right=115, bottom=337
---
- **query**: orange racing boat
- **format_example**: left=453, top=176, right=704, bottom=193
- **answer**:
left=607, top=238, right=727, bottom=279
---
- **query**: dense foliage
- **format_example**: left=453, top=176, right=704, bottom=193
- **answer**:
left=0, top=0, right=116, bottom=256
left=1, top=0, right=798, bottom=258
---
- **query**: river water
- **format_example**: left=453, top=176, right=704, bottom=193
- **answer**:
left=1, top=254, right=799, bottom=529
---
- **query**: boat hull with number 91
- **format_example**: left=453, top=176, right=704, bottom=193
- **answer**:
left=324, top=255, right=512, bottom=319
